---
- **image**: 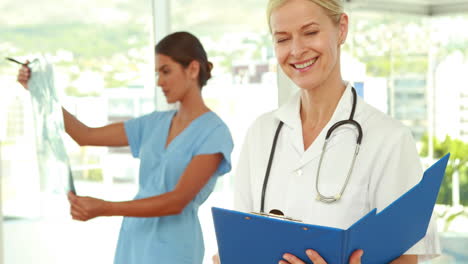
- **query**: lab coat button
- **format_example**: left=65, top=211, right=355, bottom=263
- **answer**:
left=296, top=169, right=303, bottom=176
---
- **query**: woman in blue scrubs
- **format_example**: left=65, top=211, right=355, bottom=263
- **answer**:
left=17, top=31, right=233, bottom=264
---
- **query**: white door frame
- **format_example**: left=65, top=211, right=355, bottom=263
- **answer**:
left=151, top=0, right=172, bottom=111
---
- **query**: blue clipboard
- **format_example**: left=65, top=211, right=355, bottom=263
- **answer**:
left=212, top=154, right=450, bottom=264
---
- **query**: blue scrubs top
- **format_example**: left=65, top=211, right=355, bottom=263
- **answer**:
left=114, top=110, right=233, bottom=264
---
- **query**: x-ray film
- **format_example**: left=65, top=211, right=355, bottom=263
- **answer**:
left=28, top=56, right=76, bottom=194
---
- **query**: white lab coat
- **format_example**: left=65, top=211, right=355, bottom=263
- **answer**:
left=234, top=82, right=440, bottom=260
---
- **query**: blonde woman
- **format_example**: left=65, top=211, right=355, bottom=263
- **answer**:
left=227, top=0, right=440, bottom=263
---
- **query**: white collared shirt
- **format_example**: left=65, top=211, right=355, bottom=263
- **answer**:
left=233, top=82, right=440, bottom=259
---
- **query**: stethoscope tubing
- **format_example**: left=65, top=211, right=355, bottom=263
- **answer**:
left=260, top=88, right=362, bottom=213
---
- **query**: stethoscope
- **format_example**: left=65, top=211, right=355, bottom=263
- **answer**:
left=260, top=88, right=363, bottom=213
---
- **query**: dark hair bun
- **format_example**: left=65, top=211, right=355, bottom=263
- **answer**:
left=155, top=31, right=212, bottom=89
left=206, top=61, right=213, bottom=80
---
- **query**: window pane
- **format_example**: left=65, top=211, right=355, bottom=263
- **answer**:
left=345, top=11, right=468, bottom=263
left=1, top=1, right=154, bottom=263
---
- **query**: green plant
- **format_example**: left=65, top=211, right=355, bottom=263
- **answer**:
left=420, top=134, right=468, bottom=206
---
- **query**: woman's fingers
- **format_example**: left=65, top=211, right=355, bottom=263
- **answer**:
left=281, top=250, right=329, bottom=264
left=19, top=66, right=29, bottom=79
left=68, top=193, right=91, bottom=221
left=281, top=253, right=306, bottom=264
left=67, top=191, right=77, bottom=202
left=70, top=202, right=88, bottom=220
left=306, top=249, right=328, bottom=264
left=348, top=249, right=364, bottom=264
left=70, top=202, right=87, bottom=215
left=17, top=63, right=30, bottom=89
left=212, top=254, right=220, bottom=264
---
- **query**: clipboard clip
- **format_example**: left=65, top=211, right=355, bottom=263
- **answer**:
left=250, top=211, right=303, bottom=223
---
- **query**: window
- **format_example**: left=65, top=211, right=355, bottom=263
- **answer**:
left=346, top=11, right=468, bottom=263
left=1, top=1, right=154, bottom=263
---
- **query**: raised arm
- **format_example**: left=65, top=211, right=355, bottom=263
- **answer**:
left=62, top=108, right=128, bottom=147
left=68, top=153, right=223, bottom=220
left=17, top=63, right=128, bottom=147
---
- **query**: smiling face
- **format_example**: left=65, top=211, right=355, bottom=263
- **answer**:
left=155, top=53, right=199, bottom=104
left=270, top=0, right=347, bottom=90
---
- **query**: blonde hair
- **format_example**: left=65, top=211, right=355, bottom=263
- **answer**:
left=267, top=0, right=344, bottom=31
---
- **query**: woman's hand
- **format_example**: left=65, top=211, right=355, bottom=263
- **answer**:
left=212, top=253, right=220, bottom=264
left=280, top=249, right=363, bottom=264
left=16, top=61, right=30, bottom=90
left=67, top=191, right=110, bottom=221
